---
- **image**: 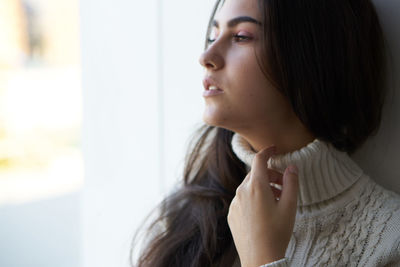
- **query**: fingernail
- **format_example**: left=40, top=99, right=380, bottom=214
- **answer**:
left=288, top=165, right=298, bottom=175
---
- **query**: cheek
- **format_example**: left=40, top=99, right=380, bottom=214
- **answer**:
left=229, top=63, right=285, bottom=118
left=230, top=61, right=273, bottom=107
left=235, top=87, right=272, bottom=116
left=230, top=50, right=269, bottom=91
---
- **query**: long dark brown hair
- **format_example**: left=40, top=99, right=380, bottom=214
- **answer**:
left=130, top=0, right=390, bottom=266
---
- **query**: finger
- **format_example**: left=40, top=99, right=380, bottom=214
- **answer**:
left=241, top=172, right=251, bottom=184
left=278, top=165, right=299, bottom=213
left=267, top=169, right=283, bottom=185
left=270, top=185, right=281, bottom=199
left=244, top=171, right=251, bottom=182
left=236, top=173, right=251, bottom=196
left=267, top=169, right=283, bottom=200
left=250, top=145, right=276, bottom=184
left=247, top=166, right=282, bottom=184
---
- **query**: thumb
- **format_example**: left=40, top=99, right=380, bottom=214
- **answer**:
left=278, top=165, right=299, bottom=213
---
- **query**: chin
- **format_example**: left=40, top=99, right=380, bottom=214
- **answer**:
left=202, top=110, right=231, bottom=129
left=202, top=115, right=219, bottom=127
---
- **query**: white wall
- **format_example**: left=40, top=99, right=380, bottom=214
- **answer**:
left=0, top=193, right=81, bottom=267
left=79, top=0, right=215, bottom=266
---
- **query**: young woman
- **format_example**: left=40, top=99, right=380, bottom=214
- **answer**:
left=131, top=0, right=400, bottom=266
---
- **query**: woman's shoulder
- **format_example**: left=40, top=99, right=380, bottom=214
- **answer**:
left=366, top=180, right=400, bottom=265
left=337, top=174, right=400, bottom=240
left=368, top=175, right=400, bottom=211
left=332, top=175, right=400, bottom=265
left=359, top=174, right=400, bottom=217
left=361, top=175, right=400, bottom=242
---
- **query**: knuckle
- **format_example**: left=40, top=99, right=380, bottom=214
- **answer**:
left=250, top=176, right=264, bottom=188
left=247, top=179, right=260, bottom=194
left=235, top=185, right=243, bottom=196
left=254, top=153, right=264, bottom=161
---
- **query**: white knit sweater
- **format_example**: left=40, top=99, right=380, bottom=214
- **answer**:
left=230, top=133, right=400, bottom=267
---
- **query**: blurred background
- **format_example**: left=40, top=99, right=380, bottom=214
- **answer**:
left=0, top=0, right=82, bottom=202
left=0, top=0, right=82, bottom=266
left=0, top=0, right=399, bottom=266
left=0, top=0, right=214, bottom=266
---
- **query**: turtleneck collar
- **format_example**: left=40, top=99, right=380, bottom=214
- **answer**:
left=231, top=132, right=364, bottom=206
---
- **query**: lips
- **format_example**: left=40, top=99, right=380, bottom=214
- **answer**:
left=203, top=77, right=223, bottom=91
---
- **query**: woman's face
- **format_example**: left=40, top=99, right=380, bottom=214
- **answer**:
left=199, top=0, right=294, bottom=133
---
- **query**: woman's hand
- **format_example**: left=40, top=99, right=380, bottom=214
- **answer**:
left=227, top=145, right=299, bottom=267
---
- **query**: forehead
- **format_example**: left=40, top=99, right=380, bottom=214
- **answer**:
left=215, top=0, right=260, bottom=22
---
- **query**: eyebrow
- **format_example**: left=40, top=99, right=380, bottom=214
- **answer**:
left=212, top=16, right=262, bottom=28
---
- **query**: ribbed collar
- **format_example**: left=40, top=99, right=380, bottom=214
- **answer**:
left=231, top=132, right=364, bottom=206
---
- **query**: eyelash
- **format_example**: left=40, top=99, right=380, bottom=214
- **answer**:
left=207, top=34, right=251, bottom=44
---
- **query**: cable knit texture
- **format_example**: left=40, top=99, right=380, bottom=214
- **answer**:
left=230, top=133, right=400, bottom=267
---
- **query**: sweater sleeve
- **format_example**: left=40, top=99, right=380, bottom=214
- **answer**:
left=384, top=237, right=400, bottom=267
left=258, top=257, right=288, bottom=267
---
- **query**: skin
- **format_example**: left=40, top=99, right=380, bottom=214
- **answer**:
left=198, top=0, right=315, bottom=154
left=198, top=0, right=315, bottom=265
left=228, top=147, right=299, bottom=266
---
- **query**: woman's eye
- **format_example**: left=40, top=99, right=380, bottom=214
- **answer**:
left=233, top=34, right=251, bottom=42
left=207, top=38, right=216, bottom=44
left=207, top=35, right=251, bottom=44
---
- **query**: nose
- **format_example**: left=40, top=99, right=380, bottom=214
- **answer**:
left=198, top=46, right=224, bottom=71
